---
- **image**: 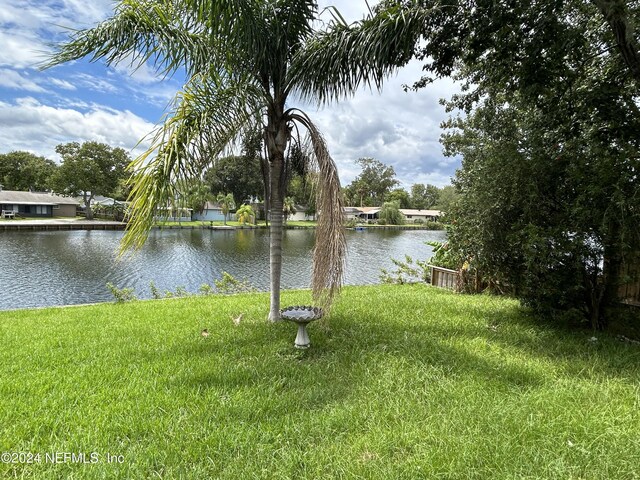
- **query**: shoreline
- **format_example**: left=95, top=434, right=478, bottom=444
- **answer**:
left=0, top=220, right=444, bottom=232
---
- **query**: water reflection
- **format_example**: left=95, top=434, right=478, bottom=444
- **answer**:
left=0, top=228, right=446, bottom=310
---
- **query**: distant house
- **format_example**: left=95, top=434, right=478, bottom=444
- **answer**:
left=155, top=206, right=193, bottom=222
left=342, top=206, right=442, bottom=223
left=288, top=205, right=316, bottom=222
left=0, top=189, right=78, bottom=218
left=343, top=207, right=362, bottom=221
left=398, top=209, right=442, bottom=223
left=192, top=202, right=227, bottom=222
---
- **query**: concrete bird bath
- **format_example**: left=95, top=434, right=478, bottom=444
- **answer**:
left=280, top=306, right=323, bottom=349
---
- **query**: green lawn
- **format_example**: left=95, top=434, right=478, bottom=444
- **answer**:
left=0, top=285, right=638, bottom=479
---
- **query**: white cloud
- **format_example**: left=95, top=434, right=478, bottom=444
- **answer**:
left=0, top=97, right=154, bottom=160
left=0, top=68, right=47, bottom=92
left=49, top=78, right=77, bottom=90
left=300, top=59, right=461, bottom=188
left=72, top=72, right=119, bottom=94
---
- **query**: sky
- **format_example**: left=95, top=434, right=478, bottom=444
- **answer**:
left=0, top=0, right=461, bottom=189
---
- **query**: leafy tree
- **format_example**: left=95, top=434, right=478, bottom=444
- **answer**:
left=378, top=201, right=405, bottom=225
left=410, top=183, right=439, bottom=209
left=433, top=185, right=458, bottom=214
left=343, top=0, right=640, bottom=329
left=50, top=141, right=129, bottom=220
left=216, top=192, right=235, bottom=225
left=235, top=204, right=256, bottom=225
left=204, top=127, right=265, bottom=207
left=46, top=1, right=409, bottom=319
left=205, top=154, right=262, bottom=203
left=0, top=151, right=57, bottom=191
left=384, top=188, right=411, bottom=209
left=345, top=158, right=399, bottom=207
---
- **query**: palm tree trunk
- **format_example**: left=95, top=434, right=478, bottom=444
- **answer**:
left=268, top=195, right=284, bottom=321
left=266, top=112, right=288, bottom=322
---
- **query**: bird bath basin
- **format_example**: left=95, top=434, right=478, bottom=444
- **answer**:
left=280, top=306, right=323, bottom=349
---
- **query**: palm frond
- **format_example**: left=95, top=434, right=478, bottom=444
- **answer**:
left=42, top=0, right=210, bottom=77
left=121, top=71, right=265, bottom=252
left=288, top=109, right=346, bottom=310
left=289, top=1, right=428, bottom=104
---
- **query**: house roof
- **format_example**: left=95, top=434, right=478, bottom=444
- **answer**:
left=399, top=209, right=442, bottom=217
left=0, top=190, right=79, bottom=206
left=202, top=201, right=223, bottom=210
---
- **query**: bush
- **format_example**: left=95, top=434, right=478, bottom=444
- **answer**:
left=344, top=219, right=357, bottom=228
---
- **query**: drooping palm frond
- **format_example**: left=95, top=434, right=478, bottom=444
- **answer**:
left=287, top=109, right=346, bottom=310
left=289, top=1, right=428, bottom=104
left=122, top=71, right=265, bottom=252
left=42, top=0, right=211, bottom=77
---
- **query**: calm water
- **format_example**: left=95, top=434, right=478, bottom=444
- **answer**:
left=0, top=228, right=446, bottom=310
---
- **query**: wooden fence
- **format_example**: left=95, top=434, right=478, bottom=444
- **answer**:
left=429, top=265, right=460, bottom=291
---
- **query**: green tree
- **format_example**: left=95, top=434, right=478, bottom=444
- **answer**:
left=410, top=183, right=439, bottom=209
left=345, top=158, right=399, bottom=207
left=204, top=128, right=264, bottom=205
left=384, top=188, right=411, bottom=209
left=433, top=185, right=458, bottom=214
left=235, top=204, right=255, bottom=225
left=216, top=192, right=235, bottom=225
left=46, top=1, right=407, bottom=319
left=378, top=201, right=405, bottom=225
left=349, top=0, right=640, bottom=329
left=0, top=151, right=57, bottom=192
left=50, top=141, right=129, bottom=220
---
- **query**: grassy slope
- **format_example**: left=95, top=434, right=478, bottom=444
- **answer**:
left=0, top=284, right=638, bottom=479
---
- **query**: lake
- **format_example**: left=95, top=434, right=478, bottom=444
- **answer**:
left=0, top=228, right=446, bottom=310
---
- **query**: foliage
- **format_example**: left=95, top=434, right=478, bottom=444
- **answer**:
left=380, top=240, right=456, bottom=285
left=182, top=179, right=212, bottom=215
left=344, top=158, right=399, bottom=206
left=235, top=204, right=256, bottom=225
left=346, top=0, right=640, bottom=329
left=344, top=218, right=358, bottom=228
left=443, top=90, right=640, bottom=328
left=105, top=282, right=137, bottom=303
left=204, top=154, right=263, bottom=206
left=213, top=271, right=257, bottom=295
left=283, top=196, right=297, bottom=224
left=216, top=192, right=235, bottom=225
left=432, top=185, right=458, bottom=214
left=49, top=141, right=129, bottom=220
left=380, top=255, right=429, bottom=284
left=384, top=187, right=411, bottom=208
left=378, top=201, right=405, bottom=225
left=410, top=183, right=439, bottom=209
left=0, top=151, right=57, bottom=192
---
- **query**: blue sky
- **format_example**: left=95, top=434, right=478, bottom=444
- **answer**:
left=0, top=0, right=460, bottom=188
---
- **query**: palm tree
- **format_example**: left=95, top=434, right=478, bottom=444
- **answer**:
left=185, top=179, right=213, bottom=216
left=45, top=0, right=416, bottom=321
left=283, top=196, right=296, bottom=225
left=216, top=192, right=235, bottom=225
left=235, top=204, right=256, bottom=226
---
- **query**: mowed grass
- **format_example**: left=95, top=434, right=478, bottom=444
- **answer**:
left=0, top=284, right=639, bottom=479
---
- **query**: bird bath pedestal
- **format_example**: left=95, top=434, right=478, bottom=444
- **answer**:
left=280, top=306, right=323, bottom=349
